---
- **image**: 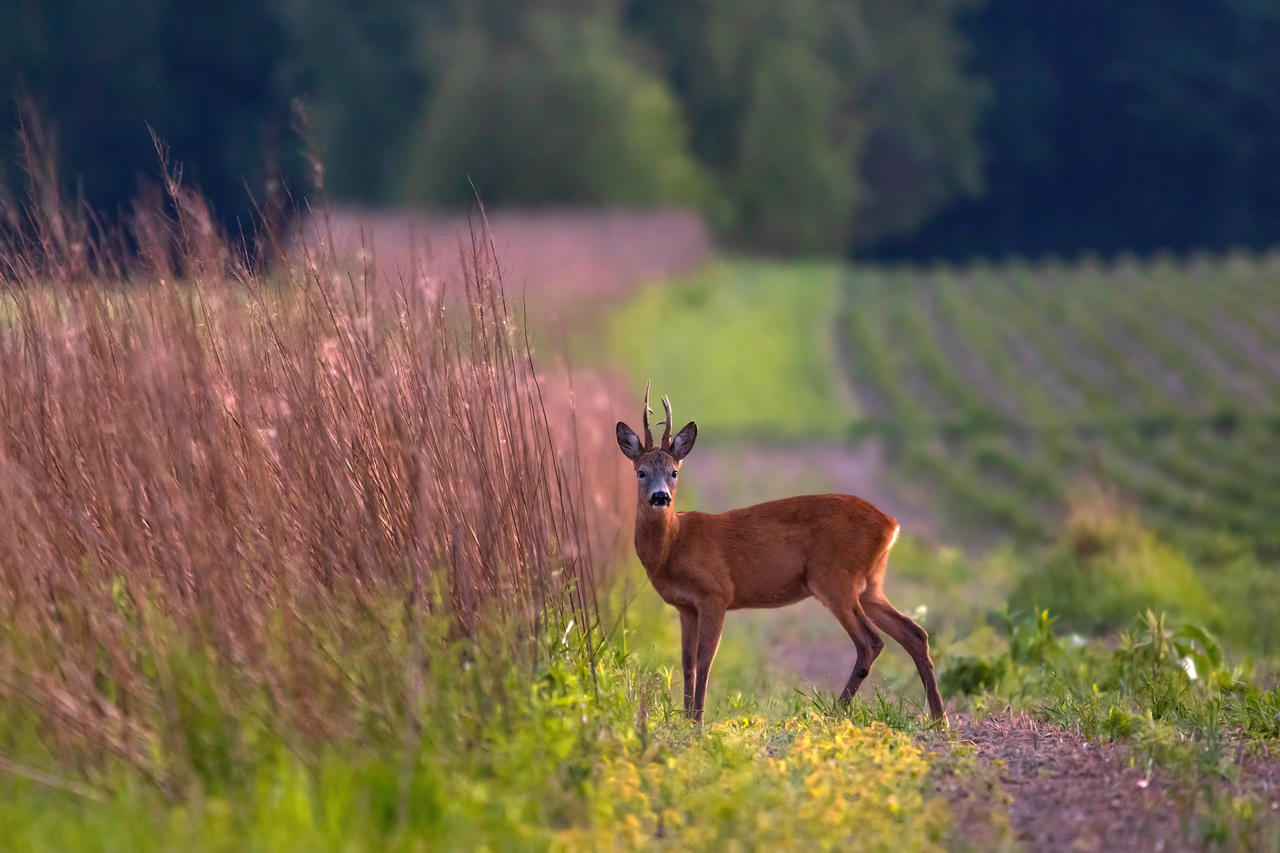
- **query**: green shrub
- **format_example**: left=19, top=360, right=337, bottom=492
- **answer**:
left=946, top=607, right=1280, bottom=777
left=940, top=655, right=1001, bottom=697
left=1201, top=551, right=1280, bottom=653
left=1009, top=500, right=1220, bottom=635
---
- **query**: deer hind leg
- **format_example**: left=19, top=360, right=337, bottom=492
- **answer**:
left=812, top=584, right=884, bottom=703
left=862, top=592, right=945, bottom=721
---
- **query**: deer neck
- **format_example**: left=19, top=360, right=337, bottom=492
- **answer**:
left=634, top=505, right=679, bottom=575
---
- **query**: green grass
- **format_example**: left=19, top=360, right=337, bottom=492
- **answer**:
left=558, top=714, right=950, bottom=850
left=605, top=260, right=852, bottom=440
left=0, top=600, right=965, bottom=852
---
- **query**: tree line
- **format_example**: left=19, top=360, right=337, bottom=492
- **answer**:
left=3, top=0, right=1277, bottom=257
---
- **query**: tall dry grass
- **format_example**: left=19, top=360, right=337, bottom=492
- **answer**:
left=0, top=146, right=626, bottom=791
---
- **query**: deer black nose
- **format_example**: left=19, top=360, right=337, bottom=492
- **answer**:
left=649, top=491, right=671, bottom=507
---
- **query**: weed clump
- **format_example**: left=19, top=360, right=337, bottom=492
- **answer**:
left=1009, top=495, right=1220, bottom=635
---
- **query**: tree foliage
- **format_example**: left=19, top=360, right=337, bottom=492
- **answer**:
left=275, top=0, right=437, bottom=201
left=1, top=0, right=983, bottom=254
left=19, top=0, right=1280, bottom=258
left=836, top=1, right=987, bottom=246
left=882, top=0, right=1280, bottom=259
left=410, top=4, right=707, bottom=207
left=0, top=0, right=292, bottom=224
left=728, top=39, right=855, bottom=253
left=625, top=0, right=984, bottom=252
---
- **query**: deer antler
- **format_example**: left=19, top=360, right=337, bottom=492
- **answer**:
left=642, top=380, right=655, bottom=450
left=661, top=395, right=673, bottom=451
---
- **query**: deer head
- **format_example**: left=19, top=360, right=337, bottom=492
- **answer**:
left=616, top=382, right=697, bottom=510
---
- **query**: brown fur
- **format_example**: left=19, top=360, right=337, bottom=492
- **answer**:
left=618, top=404, right=945, bottom=724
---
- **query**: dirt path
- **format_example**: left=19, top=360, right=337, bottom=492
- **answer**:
left=747, top=604, right=1280, bottom=850
left=945, top=713, right=1197, bottom=852
left=741, top=601, right=1277, bottom=850
left=942, top=713, right=1280, bottom=851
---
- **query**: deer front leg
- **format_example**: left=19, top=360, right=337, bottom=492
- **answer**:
left=692, top=602, right=727, bottom=724
left=678, top=606, right=698, bottom=718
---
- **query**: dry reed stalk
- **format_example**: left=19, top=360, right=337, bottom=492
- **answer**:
left=0, top=138, right=626, bottom=786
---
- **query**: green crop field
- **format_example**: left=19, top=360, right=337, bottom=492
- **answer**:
left=839, top=255, right=1280, bottom=558
left=608, top=255, right=1280, bottom=653
left=613, top=255, right=1280, bottom=553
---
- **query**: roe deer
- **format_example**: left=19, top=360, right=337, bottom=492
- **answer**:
left=616, top=385, right=945, bottom=724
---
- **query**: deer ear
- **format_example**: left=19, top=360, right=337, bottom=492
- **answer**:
left=616, top=422, right=644, bottom=461
left=671, top=421, right=697, bottom=461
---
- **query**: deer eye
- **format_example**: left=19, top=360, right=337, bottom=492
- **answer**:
left=637, top=471, right=646, bottom=479
left=671, top=471, right=678, bottom=478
